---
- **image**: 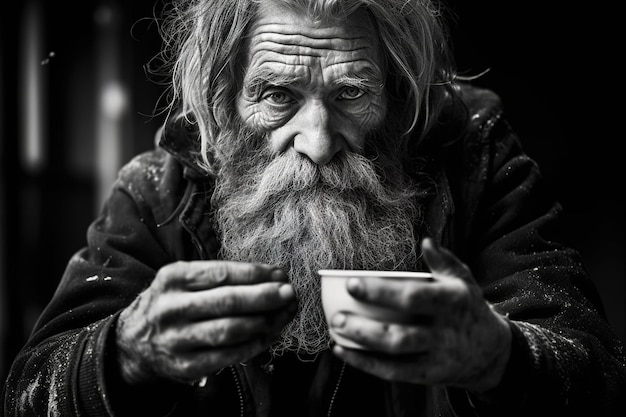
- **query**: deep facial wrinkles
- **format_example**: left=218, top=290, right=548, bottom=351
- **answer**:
left=248, top=37, right=381, bottom=93
left=237, top=4, right=387, bottom=145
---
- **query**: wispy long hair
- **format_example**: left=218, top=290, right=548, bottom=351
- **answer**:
left=154, top=0, right=457, bottom=175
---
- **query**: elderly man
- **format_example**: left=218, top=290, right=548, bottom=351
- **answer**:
left=3, top=0, right=625, bottom=416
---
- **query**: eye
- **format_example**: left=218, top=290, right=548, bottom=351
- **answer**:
left=261, top=88, right=296, bottom=105
left=338, top=86, right=366, bottom=101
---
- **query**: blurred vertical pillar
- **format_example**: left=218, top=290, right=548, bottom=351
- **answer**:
left=20, top=0, right=47, bottom=174
left=18, top=0, right=48, bottom=354
left=94, top=1, right=131, bottom=212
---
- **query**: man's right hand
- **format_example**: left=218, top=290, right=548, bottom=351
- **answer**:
left=115, top=261, right=296, bottom=385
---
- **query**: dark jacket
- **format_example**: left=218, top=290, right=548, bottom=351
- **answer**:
left=3, top=83, right=625, bottom=417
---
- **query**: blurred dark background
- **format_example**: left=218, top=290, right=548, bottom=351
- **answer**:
left=1, top=0, right=624, bottom=383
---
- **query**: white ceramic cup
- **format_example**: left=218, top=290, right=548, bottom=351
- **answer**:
left=318, top=269, right=433, bottom=349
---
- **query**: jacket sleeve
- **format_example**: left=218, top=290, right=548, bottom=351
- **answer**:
left=443, top=101, right=626, bottom=416
left=1, top=149, right=193, bottom=417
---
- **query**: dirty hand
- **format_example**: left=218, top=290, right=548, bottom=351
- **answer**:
left=115, top=261, right=296, bottom=385
left=330, top=238, right=512, bottom=393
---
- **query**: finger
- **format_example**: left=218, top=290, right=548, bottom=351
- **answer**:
left=156, top=261, right=287, bottom=291
left=330, top=313, right=432, bottom=354
left=164, top=306, right=295, bottom=349
left=346, top=275, right=461, bottom=316
left=158, top=282, right=296, bottom=320
left=331, top=344, right=429, bottom=383
left=163, top=317, right=269, bottom=349
left=421, top=238, right=472, bottom=282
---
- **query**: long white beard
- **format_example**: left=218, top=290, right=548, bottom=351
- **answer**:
left=211, top=126, right=425, bottom=356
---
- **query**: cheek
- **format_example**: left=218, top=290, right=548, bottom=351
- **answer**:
left=340, top=96, right=388, bottom=145
left=266, top=124, right=295, bottom=153
left=352, top=98, right=387, bottom=130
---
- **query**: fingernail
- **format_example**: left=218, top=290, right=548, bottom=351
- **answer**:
left=346, top=278, right=362, bottom=297
left=278, top=283, right=295, bottom=300
left=271, top=269, right=287, bottom=282
left=423, top=237, right=439, bottom=250
left=331, top=313, right=346, bottom=329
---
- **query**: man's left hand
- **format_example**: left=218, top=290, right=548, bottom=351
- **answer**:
left=330, top=237, right=512, bottom=394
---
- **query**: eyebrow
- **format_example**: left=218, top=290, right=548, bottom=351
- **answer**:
left=242, top=66, right=309, bottom=97
left=243, top=64, right=385, bottom=97
left=332, top=67, right=385, bottom=93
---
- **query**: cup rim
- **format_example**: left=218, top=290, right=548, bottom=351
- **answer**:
left=318, top=269, right=432, bottom=279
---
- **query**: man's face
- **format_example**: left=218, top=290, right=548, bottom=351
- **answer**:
left=236, top=1, right=388, bottom=165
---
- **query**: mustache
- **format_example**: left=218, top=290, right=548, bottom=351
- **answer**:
left=235, top=148, right=396, bottom=208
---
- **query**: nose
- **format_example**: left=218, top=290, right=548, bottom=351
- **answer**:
left=293, top=101, right=342, bottom=165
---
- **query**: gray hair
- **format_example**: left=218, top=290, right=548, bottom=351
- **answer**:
left=155, top=0, right=456, bottom=174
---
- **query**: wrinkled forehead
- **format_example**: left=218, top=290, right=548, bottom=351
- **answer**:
left=243, top=1, right=384, bottom=69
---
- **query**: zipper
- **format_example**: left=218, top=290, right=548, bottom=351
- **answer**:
left=228, top=359, right=346, bottom=417
left=327, top=362, right=347, bottom=417
left=230, top=365, right=245, bottom=417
